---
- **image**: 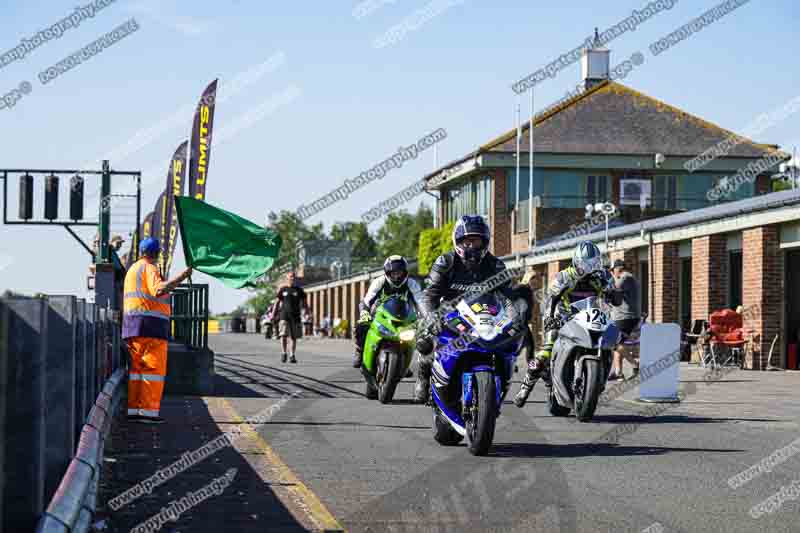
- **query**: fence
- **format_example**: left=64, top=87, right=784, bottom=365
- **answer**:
left=170, top=284, right=209, bottom=350
left=0, top=294, right=125, bottom=533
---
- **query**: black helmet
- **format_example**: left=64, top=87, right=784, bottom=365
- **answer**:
left=572, top=241, right=603, bottom=277
left=452, top=215, right=490, bottom=267
left=383, top=255, right=408, bottom=288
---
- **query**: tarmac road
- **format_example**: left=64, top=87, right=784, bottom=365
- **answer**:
left=211, top=333, right=800, bottom=533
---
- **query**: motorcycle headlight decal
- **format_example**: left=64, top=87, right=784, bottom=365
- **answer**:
left=377, top=323, right=394, bottom=337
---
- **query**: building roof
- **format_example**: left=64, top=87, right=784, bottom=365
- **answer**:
left=424, top=80, right=789, bottom=183
left=506, top=188, right=800, bottom=261
left=484, top=81, right=782, bottom=158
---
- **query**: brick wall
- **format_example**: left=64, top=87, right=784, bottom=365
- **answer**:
left=691, top=235, right=727, bottom=323
left=742, top=226, right=784, bottom=369
left=652, top=242, right=679, bottom=323
left=491, top=168, right=511, bottom=257
left=511, top=231, right=531, bottom=252
left=608, top=248, right=639, bottom=276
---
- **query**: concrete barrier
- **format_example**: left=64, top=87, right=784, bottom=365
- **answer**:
left=1, top=297, right=48, bottom=532
left=0, top=293, right=125, bottom=533
left=0, top=299, right=6, bottom=531
left=45, top=296, right=78, bottom=505
left=165, top=342, right=215, bottom=396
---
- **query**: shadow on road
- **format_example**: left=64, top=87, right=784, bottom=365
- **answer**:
left=488, top=442, right=742, bottom=459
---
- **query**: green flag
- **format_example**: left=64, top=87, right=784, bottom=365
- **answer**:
left=175, top=197, right=282, bottom=289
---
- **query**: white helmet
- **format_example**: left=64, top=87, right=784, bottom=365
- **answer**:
left=383, top=255, right=409, bottom=288
left=572, top=241, right=603, bottom=277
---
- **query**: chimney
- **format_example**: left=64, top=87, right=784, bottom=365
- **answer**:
left=581, top=27, right=610, bottom=90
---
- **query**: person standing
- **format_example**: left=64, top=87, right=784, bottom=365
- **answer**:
left=122, top=238, right=192, bottom=423
left=274, top=271, right=308, bottom=363
left=608, top=259, right=641, bottom=381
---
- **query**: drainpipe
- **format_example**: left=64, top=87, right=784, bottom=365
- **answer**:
left=424, top=190, right=440, bottom=228
left=649, top=231, right=654, bottom=323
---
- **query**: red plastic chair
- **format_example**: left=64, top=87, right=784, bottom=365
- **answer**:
left=706, top=309, right=747, bottom=369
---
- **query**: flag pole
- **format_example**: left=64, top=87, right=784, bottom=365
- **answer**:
left=515, top=94, right=521, bottom=231
left=529, top=85, right=534, bottom=249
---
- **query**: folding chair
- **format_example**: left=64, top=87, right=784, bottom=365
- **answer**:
left=685, top=319, right=709, bottom=365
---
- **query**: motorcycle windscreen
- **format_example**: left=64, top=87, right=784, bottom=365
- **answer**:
left=382, top=296, right=413, bottom=320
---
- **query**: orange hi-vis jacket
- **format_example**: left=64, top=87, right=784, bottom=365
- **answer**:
left=122, top=258, right=171, bottom=340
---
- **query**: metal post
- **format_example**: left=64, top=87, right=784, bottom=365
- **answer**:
left=135, top=173, right=141, bottom=261
left=203, top=285, right=209, bottom=349
left=99, top=161, right=111, bottom=263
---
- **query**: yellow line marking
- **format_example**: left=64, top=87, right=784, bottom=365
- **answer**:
left=213, top=397, right=345, bottom=532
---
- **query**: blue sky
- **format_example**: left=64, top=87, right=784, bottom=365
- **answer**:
left=0, top=0, right=798, bottom=313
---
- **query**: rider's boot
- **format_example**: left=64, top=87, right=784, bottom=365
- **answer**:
left=414, top=353, right=432, bottom=404
left=514, top=352, right=549, bottom=407
left=352, top=344, right=363, bottom=368
left=352, top=323, right=369, bottom=368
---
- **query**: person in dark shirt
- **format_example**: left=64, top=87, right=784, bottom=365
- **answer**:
left=274, top=271, right=308, bottom=363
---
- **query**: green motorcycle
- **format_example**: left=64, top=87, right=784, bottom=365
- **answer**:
left=361, top=294, right=417, bottom=404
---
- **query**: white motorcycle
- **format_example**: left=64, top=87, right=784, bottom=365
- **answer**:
left=547, top=296, right=620, bottom=422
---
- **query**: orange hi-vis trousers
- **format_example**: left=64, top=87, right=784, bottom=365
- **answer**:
left=127, top=337, right=168, bottom=417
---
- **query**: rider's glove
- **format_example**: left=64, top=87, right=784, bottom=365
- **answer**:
left=543, top=315, right=563, bottom=332
left=358, top=310, right=371, bottom=324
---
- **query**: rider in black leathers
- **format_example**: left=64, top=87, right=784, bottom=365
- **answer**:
left=414, top=215, right=533, bottom=403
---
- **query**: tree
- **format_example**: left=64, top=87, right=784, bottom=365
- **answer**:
left=266, top=210, right=324, bottom=274
left=330, top=221, right=378, bottom=264
left=418, top=221, right=454, bottom=274
left=376, top=204, right=434, bottom=260
left=244, top=287, right=277, bottom=317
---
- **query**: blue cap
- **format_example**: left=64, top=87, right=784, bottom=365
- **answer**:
left=139, top=237, right=160, bottom=256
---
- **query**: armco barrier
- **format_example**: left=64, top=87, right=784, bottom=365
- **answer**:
left=35, top=368, right=126, bottom=533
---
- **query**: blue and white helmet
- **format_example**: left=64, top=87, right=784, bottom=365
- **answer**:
left=572, top=241, right=603, bottom=277
left=452, top=215, right=490, bottom=266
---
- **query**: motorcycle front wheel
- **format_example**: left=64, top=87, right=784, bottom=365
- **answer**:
left=466, top=371, right=497, bottom=456
left=575, top=359, right=602, bottom=422
left=377, top=349, right=401, bottom=404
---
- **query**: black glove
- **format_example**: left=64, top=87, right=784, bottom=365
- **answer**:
left=543, top=315, right=563, bottom=332
left=416, top=335, right=435, bottom=355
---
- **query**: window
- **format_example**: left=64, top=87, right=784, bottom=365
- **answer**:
left=728, top=250, right=743, bottom=309
left=507, top=168, right=544, bottom=210
left=543, top=171, right=587, bottom=208
left=653, top=175, right=678, bottom=210
left=445, top=175, right=491, bottom=222
left=587, top=175, right=609, bottom=203
left=677, top=174, right=715, bottom=210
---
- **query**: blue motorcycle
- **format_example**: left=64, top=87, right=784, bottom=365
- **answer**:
left=429, top=290, right=526, bottom=456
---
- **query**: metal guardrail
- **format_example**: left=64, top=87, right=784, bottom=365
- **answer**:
left=35, top=368, right=126, bottom=533
left=171, top=283, right=209, bottom=350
